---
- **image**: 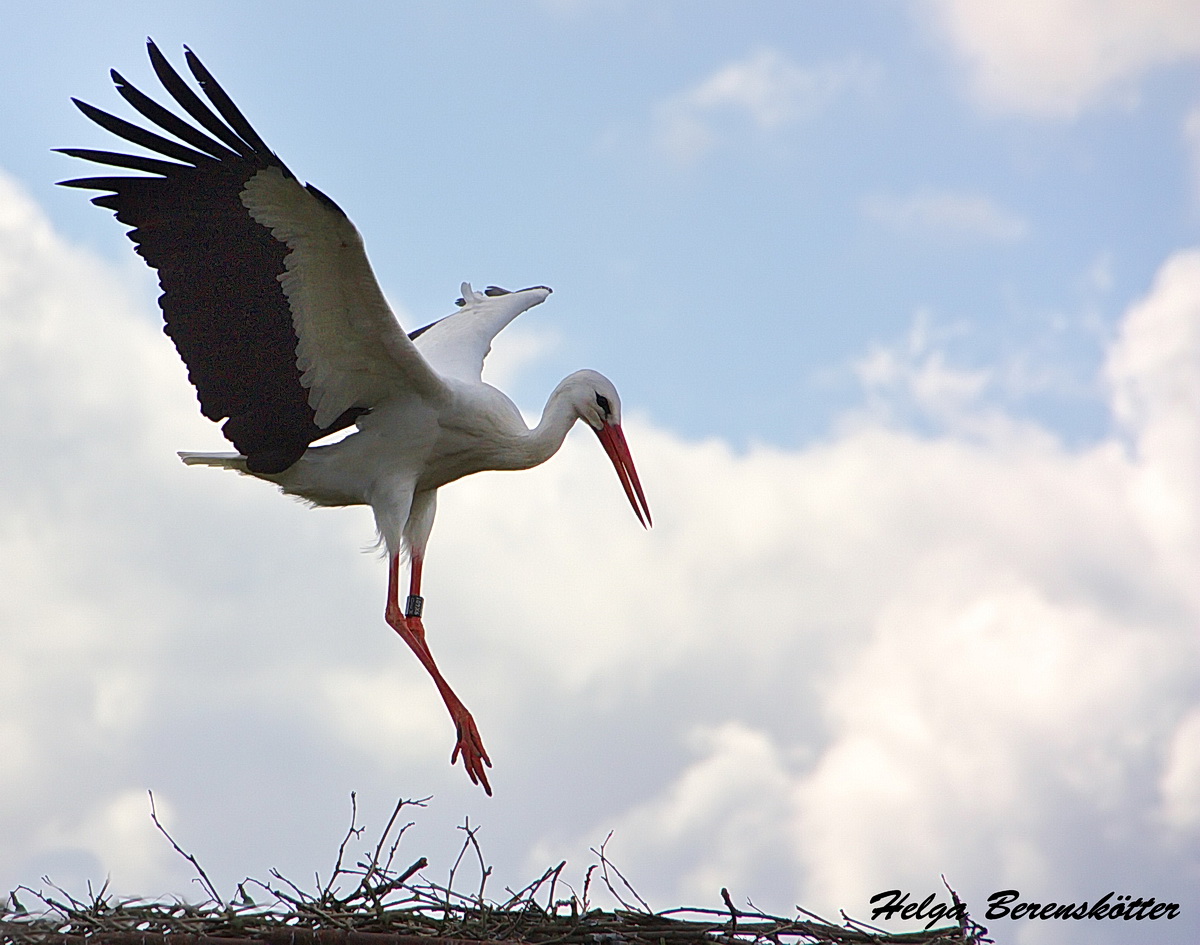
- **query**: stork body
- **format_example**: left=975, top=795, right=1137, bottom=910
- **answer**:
left=60, top=42, right=650, bottom=795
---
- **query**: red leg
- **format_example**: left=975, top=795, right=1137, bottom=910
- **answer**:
left=385, top=553, right=492, bottom=795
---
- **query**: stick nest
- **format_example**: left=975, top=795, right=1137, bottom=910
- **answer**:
left=1, top=796, right=990, bottom=945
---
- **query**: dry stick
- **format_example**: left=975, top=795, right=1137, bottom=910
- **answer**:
left=352, top=798, right=428, bottom=907
left=795, top=904, right=837, bottom=926
left=550, top=872, right=583, bottom=919
left=147, top=790, right=222, bottom=905
left=362, top=803, right=406, bottom=899
left=744, top=897, right=767, bottom=918
left=545, top=860, right=567, bottom=914
left=445, top=818, right=491, bottom=910
left=235, top=881, right=256, bottom=906
left=394, top=858, right=429, bottom=888
left=381, top=805, right=425, bottom=877
left=373, top=797, right=429, bottom=876
left=581, top=863, right=597, bottom=914
left=839, top=907, right=889, bottom=936
left=590, top=832, right=651, bottom=914
left=498, top=860, right=561, bottom=913
left=35, top=877, right=85, bottom=913
left=462, top=819, right=492, bottom=903
left=940, top=875, right=984, bottom=941
left=367, top=857, right=430, bottom=907
left=322, top=791, right=364, bottom=902
left=721, top=887, right=739, bottom=937
left=268, top=867, right=310, bottom=905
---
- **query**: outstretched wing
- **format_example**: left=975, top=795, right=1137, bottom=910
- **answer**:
left=59, top=40, right=447, bottom=473
left=412, top=283, right=552, bottom=384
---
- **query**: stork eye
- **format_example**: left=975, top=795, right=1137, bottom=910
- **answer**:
left=595, top=393, right=611, bottom=416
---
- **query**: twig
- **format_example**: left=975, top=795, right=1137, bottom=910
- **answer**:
left=321, top=791, right=364, bottom=902
left=546, top=861, right=566, bottom=914
left=590, top=832, right=651, bottom=914
left=839, top=907, right=889, bottom=936
left=941, top=875, right=990, bottom=944
left=463, top=819, right=492, bottom=903
left=446, top=818, right=492, bottom=907
left=581, top=864, right=597, bottom=914
left=147, top=791, right=222, bottom=904
left=721, top=886, right=739, bottom=936
left=795, top=904, right=836, bottom=926
left=372, top=797, right=429, bottom=877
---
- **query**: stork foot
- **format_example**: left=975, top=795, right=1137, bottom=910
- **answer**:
left=449, top=702, right=493, bottom=796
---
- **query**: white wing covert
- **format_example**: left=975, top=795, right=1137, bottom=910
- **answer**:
left=241, top=166, right=449, bottom=426
left=414, top=283, right=552, bottom=384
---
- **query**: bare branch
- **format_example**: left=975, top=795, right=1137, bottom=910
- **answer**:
left=589, top=832, right=651, bottom=914
left=147, top=791, right=222, bottom=904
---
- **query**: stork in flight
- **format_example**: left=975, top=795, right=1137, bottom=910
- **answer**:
left=59, top=41, right=651, bottom=795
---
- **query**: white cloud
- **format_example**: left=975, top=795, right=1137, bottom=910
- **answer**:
left=862, top=190, right=1029, bottom=242
left=917, top=0, right=1200, bottom=116
left=4, top=170, right=1200, bottom=941
left=655, top=49, right=875, bottom=163
left=852, top=310, right=995, bottom=430
left=1160, top=707, right=1200, bottom=830
left=795, top=576, right=1175, bottom=906
left=1105, top=249, right=1200, bottom=597
left=530, top=723, right=797, bottom=906
left=522, top=251, right=1200, bottom=936
left=34, top=791, right=181, bottom=894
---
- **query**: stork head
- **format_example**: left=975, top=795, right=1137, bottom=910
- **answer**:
left=565, top=369, right=652, bottom=528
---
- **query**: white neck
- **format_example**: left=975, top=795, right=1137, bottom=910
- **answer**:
left=510, top=375, right=589, bottom=470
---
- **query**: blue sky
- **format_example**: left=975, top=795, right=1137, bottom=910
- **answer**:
left=3, top=4, right=1200, bottom=945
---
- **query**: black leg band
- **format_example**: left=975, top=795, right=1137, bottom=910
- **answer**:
left=405, top=594, right=424, bottom=618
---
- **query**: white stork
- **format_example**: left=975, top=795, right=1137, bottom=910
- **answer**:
left=59, top=40, right=651, bottom=795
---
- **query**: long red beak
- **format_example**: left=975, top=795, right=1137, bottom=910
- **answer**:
left=595, top=422, right=652, bottom=528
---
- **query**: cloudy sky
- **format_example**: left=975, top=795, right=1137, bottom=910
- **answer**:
left=2, top=3, right=1200, bottom=943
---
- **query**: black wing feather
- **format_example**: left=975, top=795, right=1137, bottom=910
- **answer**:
left=53, top=147, right=188, bottom=177
left=112, top=69, right=245, bottom=163
left=146, top=39, right=260, bottom=159
left=59, top=40, right=363, bottom=474
left=70, top=98, right=219, bottom=166
left=184, top=47, right=280, bottom=163
left=408, top=317, right=446, bottom=340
